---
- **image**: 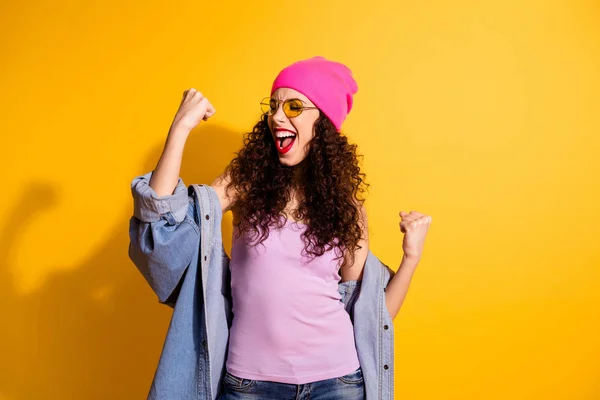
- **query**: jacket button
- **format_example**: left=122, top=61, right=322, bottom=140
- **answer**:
left=204, top=256, right=207, bottom=261
left=384, top=325, right=389, bottom=330
left=205, top=215, right=210, bottom=220
left=383, top=364, right=389, bottom=370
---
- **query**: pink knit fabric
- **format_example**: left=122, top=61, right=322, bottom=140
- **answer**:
left=271, top=56, right=358, bottom=131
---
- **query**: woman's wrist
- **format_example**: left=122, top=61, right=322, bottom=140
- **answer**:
left=400, top=254, right=420, bottom=270
left=168, top=123, right=192, bottom=139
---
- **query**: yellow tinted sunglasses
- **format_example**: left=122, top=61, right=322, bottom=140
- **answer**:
left=260, top=97, right=319, bottom=118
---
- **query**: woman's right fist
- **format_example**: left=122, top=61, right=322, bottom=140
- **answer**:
left=171, top=88, right=216, bottom=132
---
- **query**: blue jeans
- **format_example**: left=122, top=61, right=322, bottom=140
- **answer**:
left=218, top=367, right=365, bottom=400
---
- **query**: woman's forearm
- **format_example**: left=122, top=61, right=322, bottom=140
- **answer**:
left=148, top=125, right=190, bottom=197
left=385, top=255, right=420, bottom=320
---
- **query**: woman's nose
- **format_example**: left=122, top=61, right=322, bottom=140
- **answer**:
left=272, top=103, right=287, bottom=122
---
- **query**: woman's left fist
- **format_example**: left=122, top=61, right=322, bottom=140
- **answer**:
left=399, top=211, right=432, bottom=261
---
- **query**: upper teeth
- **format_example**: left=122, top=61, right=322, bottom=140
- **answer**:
left=276, top=132, right=296, bottom=138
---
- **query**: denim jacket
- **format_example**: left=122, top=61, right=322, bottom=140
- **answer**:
left=128, top=172, right=396, bottom=400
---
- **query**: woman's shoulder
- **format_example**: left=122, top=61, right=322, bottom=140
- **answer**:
left=210, top=171, right=239, bottom=214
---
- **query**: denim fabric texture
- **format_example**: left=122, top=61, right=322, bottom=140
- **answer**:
left=128, top=172, right=396, bottom=400
left=218, top=367, right=365, bottom=400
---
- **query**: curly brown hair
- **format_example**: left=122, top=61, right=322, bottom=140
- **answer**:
left=225, top=113, right=368, bottom=269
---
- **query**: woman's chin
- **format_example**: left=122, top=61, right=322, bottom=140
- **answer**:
left=278, top=153, right=308, bottom=167
left=276, top=145, right=309, bottom=167
left=278, top=157, right=298, bottom=167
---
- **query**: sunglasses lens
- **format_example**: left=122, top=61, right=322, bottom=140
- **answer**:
left=284, top=99, right=303, bottom=117
left=260, top=98, right=305, bottom=117
left=270, top=99, right=279, bottom=114
left=260, top=98, right=273, bottom=115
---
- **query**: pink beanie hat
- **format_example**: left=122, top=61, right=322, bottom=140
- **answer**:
left=271, top=56, right=358, bottom=131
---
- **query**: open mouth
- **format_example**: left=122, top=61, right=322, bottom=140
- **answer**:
left=276, top=132, right=297, bottom=154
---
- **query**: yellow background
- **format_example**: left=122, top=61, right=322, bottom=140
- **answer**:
left=1, top=0, right=599, bottom=399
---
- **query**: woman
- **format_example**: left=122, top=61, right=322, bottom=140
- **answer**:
left=144, top=56, right=432, bottom=399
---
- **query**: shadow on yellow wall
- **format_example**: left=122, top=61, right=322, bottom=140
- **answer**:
left=0, top=125, right=241, bottom=399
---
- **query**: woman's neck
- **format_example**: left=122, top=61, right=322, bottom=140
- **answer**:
left=290, top=158, right=308, bottom=187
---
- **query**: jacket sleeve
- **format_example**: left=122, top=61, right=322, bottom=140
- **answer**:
left=128, top=171, right=200, bottom=307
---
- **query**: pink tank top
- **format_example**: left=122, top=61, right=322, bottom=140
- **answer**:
left=225, top=218, right=360, bottom=384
